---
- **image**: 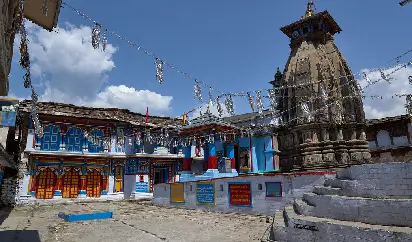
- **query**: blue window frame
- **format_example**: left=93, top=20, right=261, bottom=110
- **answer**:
left=66, top=126, right=83, bottom=152
left=88, top=129, right=104, bottom=153
left=41, top=125, right=60, bottom=151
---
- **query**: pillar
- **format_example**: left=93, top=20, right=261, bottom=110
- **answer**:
left=207, top=143, right=218, bottom=169
left=79, top=176, right=87, bottom=198
left=226, top=142, right=235, bottom=170
left=183, top=145, right=192, bottom=171
left=203, top=146, right=209, bottom=171
left=180, top=144, right=193, bottom=182
left=54, top=175, right=63, bottom=198
left=30, top=175, right=37, bottom=197
left=83, top=137, right=89, bottom=152
left=101, top=176, right=108, bottom=195
left=60, top=134, right=66, bottom=151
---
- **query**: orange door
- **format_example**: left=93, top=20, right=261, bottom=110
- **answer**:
left=36, top=168, right=56, bottom=199
left=86, top=170, right=102, bottom=198
left=62, top=169, right=80, bottom=198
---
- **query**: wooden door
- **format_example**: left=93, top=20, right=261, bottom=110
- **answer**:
left=115, top=166, right=123, bottom=192
left=62, top=169, right=80, bottom=198
left=36, top=168, right=56, bottom=199
left=86, top=170, right=101, bottom=197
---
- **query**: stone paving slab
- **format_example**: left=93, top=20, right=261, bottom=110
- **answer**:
left=0, top=200, right=271, bottom=242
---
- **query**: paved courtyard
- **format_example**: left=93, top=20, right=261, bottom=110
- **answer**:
left=0, top=200, right=272, bottom=242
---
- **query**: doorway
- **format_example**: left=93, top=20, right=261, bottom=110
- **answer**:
left=154, top=168, right=168, bottom=185
left=115, top=166, right=123, bottom=192
left=36, top=168, right=56, bottom=199
left=234, top=144, right=240, bottom=173
left=86, top=170, right=102, bottom=198
left=62, top=168, right=80, bottom=198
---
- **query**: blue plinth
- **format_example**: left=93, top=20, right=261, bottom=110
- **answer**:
left=58, top=210, right=113, bottom=222
left=179, top=169, right=238, bottom=182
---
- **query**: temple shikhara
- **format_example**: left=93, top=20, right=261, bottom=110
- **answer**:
left=275, top=2, right=371, bottom=170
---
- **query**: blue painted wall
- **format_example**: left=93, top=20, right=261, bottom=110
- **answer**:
left=0, top=111, right=16, bottom=127
left=264, top=136, right=274, bottom=171
left=239, top=137, right=250, bottom=149
left=215, top=139, right=223, bottom=154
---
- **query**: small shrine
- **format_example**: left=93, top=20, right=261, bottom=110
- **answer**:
left=179, top=108, right=241, bottom=182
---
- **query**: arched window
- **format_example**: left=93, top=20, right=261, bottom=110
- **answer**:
left=66, top=126, right=83, bottom=152
left=41, top=125, right=60, bottom=151
left=88, top=129, right=104, bottom=153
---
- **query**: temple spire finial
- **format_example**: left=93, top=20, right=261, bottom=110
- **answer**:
left=302, top=1, right=316, bottom=19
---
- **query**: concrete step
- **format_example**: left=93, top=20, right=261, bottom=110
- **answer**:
left=272, top=205, right=412, bottom=242
left=298, top=192, right=412, bottom=227
left=313, top=186, right=343, bottom=196
left=322, top=178, right=412, bottom=199
left=323, top=179, right=354, bottom=189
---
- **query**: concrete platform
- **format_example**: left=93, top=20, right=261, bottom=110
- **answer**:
left=58, top=210, right=113, bottom=222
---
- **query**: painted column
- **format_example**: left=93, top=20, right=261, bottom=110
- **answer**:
left=30, top=174, right=37, bottom=197
left=54, top=175, right=63, bottom=198
left=60, top=133, right=66, bottom=151
left=183, top=145, right=192, bottom=171
left=79, top=176, right=87, bottom=198
left=154, top=142, right=158, bottom=153
left=207, top=142, right=217, bottom=169
left=35, top=135, right=42, bottom=150
left=226, top=142, right=235, bottom=169
left=202, top=145, right=208, bottom=171
left=180, top=144, right=193, bottom=182
left=101, top=176, right=108, bottom=195
left=264, top=136, right=274, bottom=172
left=272, top=135, right=280, bottom=171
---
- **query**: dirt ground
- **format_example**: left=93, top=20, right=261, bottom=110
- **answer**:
left=0, top=201, right=273, bottom=242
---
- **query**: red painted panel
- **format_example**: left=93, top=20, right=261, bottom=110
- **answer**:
left=208, top=156, right=218, bottom=169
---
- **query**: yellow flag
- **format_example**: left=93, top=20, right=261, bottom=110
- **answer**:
left=182, top=113, right=187, bottom=125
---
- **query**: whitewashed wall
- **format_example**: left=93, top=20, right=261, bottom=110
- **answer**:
left=153, top=172, right=335, bottom=215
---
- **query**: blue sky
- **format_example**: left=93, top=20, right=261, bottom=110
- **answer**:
left=7, top=0, right=412, bottom=118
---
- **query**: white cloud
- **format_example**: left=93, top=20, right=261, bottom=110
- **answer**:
left=17, top=22, right=172, bottom=115
left=358, top=64, right=412, bottom=119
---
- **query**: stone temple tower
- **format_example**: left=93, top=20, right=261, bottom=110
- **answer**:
left=275, top=2, right=371, bottom=171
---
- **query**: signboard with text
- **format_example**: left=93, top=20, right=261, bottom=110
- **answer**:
left=135, top=182, right=149, bottom=192
left=228, top=182, right=252, bottom=207
left=196, top=182, right=215, bottom=206
left=170, top=183, right=185, bottom=203
left=265, top=182, right=282, bottom=197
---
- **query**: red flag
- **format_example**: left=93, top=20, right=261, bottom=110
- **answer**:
left=145, top=107, right=149, bottom=123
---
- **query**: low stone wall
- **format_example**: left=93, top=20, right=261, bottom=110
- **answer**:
left=333, top=162, right=412, bottom=198
left=296, top=193, right=412, bottom=227
left=153, top=171, right=336, bottom=215
left=0, top=177, right=19, bottom=206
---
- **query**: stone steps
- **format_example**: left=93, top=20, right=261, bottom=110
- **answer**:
left=313, top=186, right=343, bottom=196
left=294, top=192, right=412, bottom=227
left=321, top=178, right=412, bottom=199
left=272, top=205, right=412, bottom=242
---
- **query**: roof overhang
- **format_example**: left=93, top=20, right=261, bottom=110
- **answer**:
left=24, top=0, right=62, bottom=31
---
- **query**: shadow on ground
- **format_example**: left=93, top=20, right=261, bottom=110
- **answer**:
left=0, top=207, right=13, bottom=226
left=0, top=230, right=41, bottom=242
